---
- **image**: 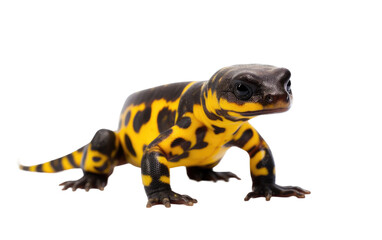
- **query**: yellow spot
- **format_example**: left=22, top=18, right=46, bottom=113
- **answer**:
left=207, top=89, right=221, bottom=115
left=61, top=157, right=73, bottom=170
left=255, top=167, right=269, bottom=176
left=142, top=175, right=152, bottom=186
left=157, top=155, right=168, bottom=165
left=160, top=176, right=170, bottom=184
left=242, top=132, right=260, bottom=151
left=42, top=162, right=54, bottom=173
left=251, top=150, right=265, bottom=165
left=250, top=150, right=269, bottom=176
left=219, top=98, right=264, bottom=113
left=72, top=151, right=83, bottom=166
left=226, top=111, right=246, bottom=118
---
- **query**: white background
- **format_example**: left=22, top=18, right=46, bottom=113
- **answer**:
left=1, top=0, right=381, bottom=239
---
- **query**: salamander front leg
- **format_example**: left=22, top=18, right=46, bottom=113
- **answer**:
left=245, top=147, right=310, bottom=201
left=141, top=147, right=197, bottom=208
left=230, top=123, right=310, bottom=201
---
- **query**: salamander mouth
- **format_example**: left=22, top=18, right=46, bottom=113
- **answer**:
left=229, top=108, right=289, bottom=117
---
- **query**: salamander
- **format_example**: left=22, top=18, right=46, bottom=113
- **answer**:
left=19, top=64, right=310, bottom=207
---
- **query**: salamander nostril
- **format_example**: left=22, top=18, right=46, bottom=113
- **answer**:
left=265, top=95, right=273, bottom=103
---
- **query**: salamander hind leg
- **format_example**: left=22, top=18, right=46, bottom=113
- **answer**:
left=60, top=129, right=120, bottom=191
left=186, top=166, right=240, bottom=182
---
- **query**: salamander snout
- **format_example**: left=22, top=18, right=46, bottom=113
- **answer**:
left=260, top=68, right=292, bottom=108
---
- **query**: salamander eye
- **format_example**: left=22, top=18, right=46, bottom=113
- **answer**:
left=234, top=82, right=252, bottom=100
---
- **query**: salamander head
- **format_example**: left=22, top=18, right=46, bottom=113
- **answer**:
left=203, top=64, right=292, bottom=122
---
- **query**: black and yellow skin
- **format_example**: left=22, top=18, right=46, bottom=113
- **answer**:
left=20, top=64, right=310, bottom=207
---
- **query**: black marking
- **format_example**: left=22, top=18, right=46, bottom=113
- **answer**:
left=77, top=146, right=84, bottom=153
left=193, top=126, right=208, bottom=149
left=121, top=82, right=191, bottom=114
left=91, top=129, right=116, bottom=155
left=235, top=129, right=254, bottom=147
left=168, top=126, right=208, bottom=163
left=177, top=117, right=191, bottom=129
left=248, top=145, right=259, bottom=158
left=168, top=152, right=189, bottom=163
left=148, top=128, right=173, bottom=149
left=36, top=164, right=43, bottom=172
left=255, top=149, right=273, bottom=174
left=153, top=125, right=207, bottom=163
left=94, top=161, right=109, bottom=173
left=92, top=156, right=102, bottom=162
left=251, top=149, right=275, bottom=185
left=157, top=107, right=176, bottom=133
left=50, top=158, right=63, bottom=172
left=171, top=138, right=191, bottom=151
left=124, top=134, right=137, bottom=157
left=124, top=111, right=131, bottom=126
left=215, top=109, right=250, bottom=122
left=177, top=82, right=203, bottom=117
left=142, top=144, right=147, bottom=152
left=225, top=129, right=253, bottom=148
left=212, top=125, right=225, bottom=134
left=67, top=154, right=78, bottom=168
left=233, top=127, right=241, bottom=136
left=201, top=92, right=223, bottom=121
left=133, top=107, right=152, bottom=133
left=167, top=137, right=192, bottom=163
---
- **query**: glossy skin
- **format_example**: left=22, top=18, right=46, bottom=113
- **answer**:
left=20, top=64, right=310, bottom=207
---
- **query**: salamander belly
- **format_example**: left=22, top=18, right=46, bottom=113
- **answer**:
left=156, top=118, right=233, bottom=168
left=167, top=147, right=229, bottom=168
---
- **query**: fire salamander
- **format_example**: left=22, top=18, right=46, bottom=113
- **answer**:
left=20, top=64, right=310, bottom=208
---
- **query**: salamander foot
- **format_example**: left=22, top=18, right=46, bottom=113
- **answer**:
left=187, top=166, right=240, bottom=182
left=244, top=183, right=310, bottom=201
left=60, top=172, right=108, bottom=191
left=146, top=190, right=198, bottom=208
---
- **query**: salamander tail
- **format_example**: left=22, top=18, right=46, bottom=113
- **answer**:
left=19, top=146, right=86, bottom=173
